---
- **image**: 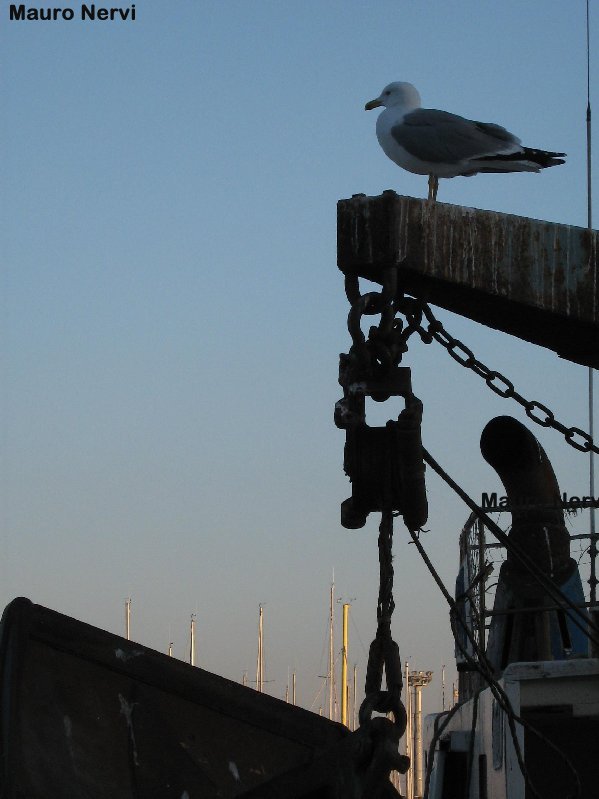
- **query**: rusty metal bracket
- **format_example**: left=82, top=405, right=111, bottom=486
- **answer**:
left=338, top=191, right=599, bottom=369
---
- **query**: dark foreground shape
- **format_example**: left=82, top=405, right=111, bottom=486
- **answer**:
left=0, top=598, right=401, bottom=798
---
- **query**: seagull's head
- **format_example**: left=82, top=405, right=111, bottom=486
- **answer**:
left=365, top=82, right=421, bottom=112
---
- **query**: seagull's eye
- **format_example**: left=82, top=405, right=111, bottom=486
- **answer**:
left=384, top=90, right=391, bottom=96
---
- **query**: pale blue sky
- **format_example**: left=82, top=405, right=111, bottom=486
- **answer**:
left=2, top=1, right=597, bottom=716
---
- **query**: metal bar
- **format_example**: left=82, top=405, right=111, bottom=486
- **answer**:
left=338, top=192, right=599, bottom=369
left=477, top=520, right=486, bottom=652
left=485, top=601, right=595, bottom=617
left=476, top=502, right=599, bottom=512
left=485, top=532, right=595, bottom=551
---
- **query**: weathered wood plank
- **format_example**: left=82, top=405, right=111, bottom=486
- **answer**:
left=337, top=192, right=598, bottom=368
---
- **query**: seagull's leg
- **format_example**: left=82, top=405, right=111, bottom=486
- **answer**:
left=428, top=174, right=439, bottom=202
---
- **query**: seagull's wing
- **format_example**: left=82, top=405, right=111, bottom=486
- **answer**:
left=391, top=109, right=522, bottom=164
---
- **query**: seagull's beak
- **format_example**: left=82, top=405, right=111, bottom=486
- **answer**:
left=365, top=97, right=382, bottom=111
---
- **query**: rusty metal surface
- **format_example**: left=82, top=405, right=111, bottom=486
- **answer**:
left=0, top=597, right=351, bottom=798
left=338, top=192, right=599, bottom=368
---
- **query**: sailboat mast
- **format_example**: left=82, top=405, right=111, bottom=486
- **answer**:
left=341, top=602, right=349, bottom=726
left=189, top=613, right=196, bottom=666
left=328, top=581, right=335, bottom=719
left=256, top=604, right=264, bottom=692
left=352, top=664, right=357, bottom=731
left=404, top=662, right=413, bottom=799
left=125, top=597, right=131, bottom=640
left=292, top=671, right=296, bottom=705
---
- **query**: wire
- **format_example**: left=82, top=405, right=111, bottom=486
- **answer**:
left=450, top=609, right=582, bottom=799
left=309, top=677, right=327, bottom=713
left=407, top=526, right=538, bottom=797
left=408, top=526, right=582, bottom=799
left=586, top=0, right=597, bottom=610
left=422, top=447, right=599, bottom=649
left=422, top=699, right=464, bottom=799
left=465, top=691, right=479, bottom=798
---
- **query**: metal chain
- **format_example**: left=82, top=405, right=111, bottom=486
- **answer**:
left=377, top=510, right=395, bottom=629
left=344, top=268, right=412, bottom=376
left=342, top=269, right=409, bottom=755
left=344, top=268, right=400, bottom=632
left=412, top=301, right=599, bottom=456
left=360, top=507, right=407, bottom=733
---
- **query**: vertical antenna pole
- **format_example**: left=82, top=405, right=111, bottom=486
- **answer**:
left=586, top=0, right=597, bottom=612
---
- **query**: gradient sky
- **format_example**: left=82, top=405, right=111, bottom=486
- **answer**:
left=2, top=0, right=597, bottom=718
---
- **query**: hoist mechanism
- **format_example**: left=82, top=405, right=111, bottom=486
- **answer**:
left=333, top=223, right=430, bottom=798
left=335, top=362, right=427, bottom=531
left=334, top=239, right=428, bottom=533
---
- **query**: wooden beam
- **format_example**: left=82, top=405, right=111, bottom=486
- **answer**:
left=338, top=192, right=598, bottom=369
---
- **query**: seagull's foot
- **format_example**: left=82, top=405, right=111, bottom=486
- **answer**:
left=427, top=174, right=439, bottom=202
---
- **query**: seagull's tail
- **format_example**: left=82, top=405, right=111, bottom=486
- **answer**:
left=521, top=147, right=566, bottom=168
left=474, top=148, right=566, bottom=174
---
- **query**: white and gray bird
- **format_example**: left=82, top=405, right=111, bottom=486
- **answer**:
left=365, top=82, right=565, bottom=201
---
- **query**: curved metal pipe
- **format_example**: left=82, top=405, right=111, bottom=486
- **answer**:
left=480, top=415, right=570, bottom=580
left=480, top=416, right=588, bottom=669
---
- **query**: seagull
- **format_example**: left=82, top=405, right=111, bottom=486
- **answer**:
left=365, top=82, right=565, bottom=201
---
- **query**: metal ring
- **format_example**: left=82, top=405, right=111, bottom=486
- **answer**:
left=358, top=690, right=407, bottom=737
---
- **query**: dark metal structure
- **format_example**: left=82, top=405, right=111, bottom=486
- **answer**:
left=338, top=192, right=598, bottom=369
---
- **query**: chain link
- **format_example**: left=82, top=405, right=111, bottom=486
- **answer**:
left=340, top=269, right=409, bottom=750
left=377, top=509, right=395, bottom=628
left=343, top=279, right=597, bottom=456
left=416, top=302, right=599, bottom=456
